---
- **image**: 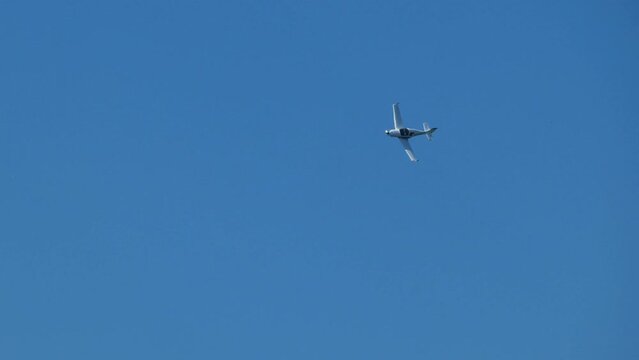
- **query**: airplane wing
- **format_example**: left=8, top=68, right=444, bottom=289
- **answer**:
left=392, top=103, right=403, bottom=129
left=399, top=138, right=418, bottom=162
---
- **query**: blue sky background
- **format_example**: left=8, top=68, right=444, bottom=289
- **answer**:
left=1, top=0, right=638, bottom=358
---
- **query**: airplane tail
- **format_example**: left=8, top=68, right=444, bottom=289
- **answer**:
left=423, top=122, right=438, bottom=141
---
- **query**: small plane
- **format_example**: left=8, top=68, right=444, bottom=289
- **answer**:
left=385, top=103, right=438, bottom=162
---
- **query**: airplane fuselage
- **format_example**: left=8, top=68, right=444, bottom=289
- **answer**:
left=385, top=128, right=428, bottom=139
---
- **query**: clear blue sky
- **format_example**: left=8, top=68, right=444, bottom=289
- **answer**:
left=1, top=0, right=638, bottom=358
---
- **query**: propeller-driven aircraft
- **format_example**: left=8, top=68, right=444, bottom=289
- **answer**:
left=385, top=103, right=438, bottom=162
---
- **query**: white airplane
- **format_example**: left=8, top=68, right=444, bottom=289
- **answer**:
left=385, top=103, right=438, bottom=162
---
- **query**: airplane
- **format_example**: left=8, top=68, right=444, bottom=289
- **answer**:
left=385, top=103, right=438, bottom=162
